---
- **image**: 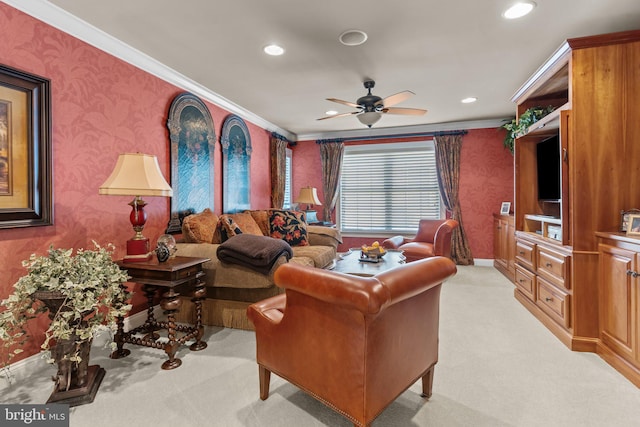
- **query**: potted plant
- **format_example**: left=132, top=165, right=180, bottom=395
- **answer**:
left=0, top=242, right=131, bottom=405
left=500, top=105, right=556, bottom=154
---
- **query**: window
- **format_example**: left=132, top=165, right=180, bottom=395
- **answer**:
left=282, top=148, right=293, bottom=208
left=339, top=141, right=441, bottom=234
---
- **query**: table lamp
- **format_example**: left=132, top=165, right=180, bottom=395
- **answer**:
left=99, top=153, right=173, bottom=262
left=295, top=186, right=322, bottom=224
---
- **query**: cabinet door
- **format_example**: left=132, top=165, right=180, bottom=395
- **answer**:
left=506, top=218, right=516, bottom=274
left=494, top=217, right=507, bottom=269
left=599, top=243, right=636, bottom=363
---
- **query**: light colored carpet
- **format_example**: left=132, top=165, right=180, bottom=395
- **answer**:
left=2, top=266, right=640, bottom=426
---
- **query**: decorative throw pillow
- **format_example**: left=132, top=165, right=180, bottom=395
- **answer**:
left=246, top=210, right=270, bottom=236
left=228, top=212, right=264, bottom=236
left=269, top=210, right=309, bottom=247
left=181, top=209, right=219, bottom=243
left=217, top=214, right=244, bottom=242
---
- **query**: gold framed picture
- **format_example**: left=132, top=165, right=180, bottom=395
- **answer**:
left=621, top=209, right=640, bottom=232
left=0, top=64, right=52, bottom=229
left=626, top=214, right=640, bottom=236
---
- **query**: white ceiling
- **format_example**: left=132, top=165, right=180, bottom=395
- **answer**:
left=8, top=0, right=640, bottom=140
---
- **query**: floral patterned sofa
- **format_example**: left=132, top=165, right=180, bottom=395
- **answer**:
left=174, top=208, right=342, bottom=329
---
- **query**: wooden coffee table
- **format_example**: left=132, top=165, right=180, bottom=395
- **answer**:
left=332, top=248, right=406, bottom=276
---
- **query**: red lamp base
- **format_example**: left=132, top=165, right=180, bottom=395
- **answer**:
left=124, top=238, right=151, bottom=263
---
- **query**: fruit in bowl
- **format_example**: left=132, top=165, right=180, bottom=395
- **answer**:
left=361, top=241, right=386, bottom=259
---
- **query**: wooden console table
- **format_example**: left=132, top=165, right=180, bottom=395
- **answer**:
left=111, top=256, right=209, bottom=370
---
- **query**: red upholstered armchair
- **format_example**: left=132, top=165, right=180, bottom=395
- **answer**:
left=382, top=219, right=458, bottom=262
left=247, top=257, right=457, bottom=427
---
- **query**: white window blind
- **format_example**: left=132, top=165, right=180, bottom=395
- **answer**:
left=339, top=141, right=441, bottom=234
left=283, top=148, right=292, bottom=208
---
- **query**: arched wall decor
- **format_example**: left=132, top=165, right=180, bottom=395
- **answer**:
left=165, top=92, right=216, bottom=233
left=221, top=114, right=251, bottom=213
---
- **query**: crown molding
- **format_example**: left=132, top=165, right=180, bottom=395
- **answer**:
left=4, top=0, right=297, bottom=141
left=296, top=118, right=508, bottom=142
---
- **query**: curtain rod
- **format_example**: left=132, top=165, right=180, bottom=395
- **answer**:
left=316, top=129, right=467, bottom=143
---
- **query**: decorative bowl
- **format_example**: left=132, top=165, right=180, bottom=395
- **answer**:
left=361, top=246, right=386, bottom=260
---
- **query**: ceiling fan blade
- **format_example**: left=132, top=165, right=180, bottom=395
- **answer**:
left=317, top=111, right=359, bottom=121
left=326, top=98, right=360, bottom=108
left=381, top=107, right=427, bottom=116
left=376, top=90, right=415, bottom=107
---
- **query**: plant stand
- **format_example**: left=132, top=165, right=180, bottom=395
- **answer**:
left=47, top=365, right=105, bottom=407
left=34, top=291, right=106, bottom=407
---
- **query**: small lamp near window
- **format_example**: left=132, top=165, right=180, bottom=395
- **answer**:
left=99, top=153, right=173, bottom=262
left=295, top=186, right=322, bottom=224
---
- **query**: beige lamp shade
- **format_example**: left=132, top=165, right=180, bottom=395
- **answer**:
left=295, top=187, right=322, bottom=206
left=99, top=153, right=173, bottom=197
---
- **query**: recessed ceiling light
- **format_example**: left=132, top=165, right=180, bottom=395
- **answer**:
left=263, top=44, right=285, bottom=56
left=502, top=1, right=536, bottom=19
left=325, top=110, right=338, bottom=116
left=461, top=97, right=478, bottom=104
left=339, top=30, right=368, bottom=46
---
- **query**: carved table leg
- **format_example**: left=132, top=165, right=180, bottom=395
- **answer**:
left=142, top=285, right=160, bottom=341
left=110, top=314, right=130, bottom=359
left=189, top=277, right=208, bottom=351
left=160, top=289, right=182, bottom=370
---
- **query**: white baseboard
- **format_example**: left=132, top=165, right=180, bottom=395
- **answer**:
left=474, top=259, right=494, bottom=267
left=1, top=305, right=163, bottom=383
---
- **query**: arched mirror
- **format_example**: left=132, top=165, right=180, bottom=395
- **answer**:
left=166, top=93, right=216, bottom=233
left=221, top=115, right=251, bottom=213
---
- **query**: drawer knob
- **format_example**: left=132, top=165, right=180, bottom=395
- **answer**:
left=519, top=279, right=524, bottom=283
left=627, top=269, right=634, bottom=276
left=519, top=251, right=525, bottom=255
left=546, top=263, right=552, bottom=268
left=545, top=297, right=553, bottom=302
left=634, top=272, right=640, bottom=278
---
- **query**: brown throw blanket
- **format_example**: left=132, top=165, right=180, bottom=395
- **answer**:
left=216, top=234, right=293, bottom=274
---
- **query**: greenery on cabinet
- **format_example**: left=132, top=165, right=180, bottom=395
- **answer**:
left=500, top=105, right=556, bottom=153
left=0, top=242, right=131, bottom=381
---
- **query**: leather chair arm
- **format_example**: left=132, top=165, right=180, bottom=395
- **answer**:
left=247, top=294, right=286, bottom=329
left=375, top=257, right=456, bottom=304
left=432, top=219, right=459, bottom=257
left=382, top=235, right=406, bottom=249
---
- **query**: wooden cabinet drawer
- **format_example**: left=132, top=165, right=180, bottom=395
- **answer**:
left=537, top=247, right=570, bottom=289
left=536, top=277, right=571, bottom=329
left=514, top=265, right=536, bottom=301
left=516, top=240, right=536, bottom=271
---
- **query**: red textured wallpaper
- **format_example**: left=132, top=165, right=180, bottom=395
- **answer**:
left=0, top=4, right=270, bottom=362
left=295, top=130, right=514, bottom=258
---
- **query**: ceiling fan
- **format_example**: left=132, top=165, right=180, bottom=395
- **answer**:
left=318, top=80, right=427, bottom=127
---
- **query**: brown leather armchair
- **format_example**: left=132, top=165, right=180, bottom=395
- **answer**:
left=382, top=219, right=458, bottom=262
left=247, top=257, right=457, bottom=427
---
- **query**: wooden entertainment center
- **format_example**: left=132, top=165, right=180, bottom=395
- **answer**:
left=508, top=30, right=640, bottom=385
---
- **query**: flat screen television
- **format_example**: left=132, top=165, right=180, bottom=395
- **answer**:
left=536, top=135, right=561, bottom=201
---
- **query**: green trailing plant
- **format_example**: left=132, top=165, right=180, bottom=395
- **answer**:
left=500, top=105, right=556, bottom=154
left=0, top=242, right=131, bottom=381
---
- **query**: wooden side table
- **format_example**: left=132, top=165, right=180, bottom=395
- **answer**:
left=111, top=256, right=209, bottom=370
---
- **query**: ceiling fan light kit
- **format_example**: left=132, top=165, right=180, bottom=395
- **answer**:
left=319, top=80, right=427, bottom=127
left=357, top=112, right=381, bottom=127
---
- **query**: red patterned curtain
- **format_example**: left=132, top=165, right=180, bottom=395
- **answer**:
left=434, top=134, right=474, bottom=265
left=317, top=140, right=344, bottom=222
left=270, top=133, right=289, bottom=209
